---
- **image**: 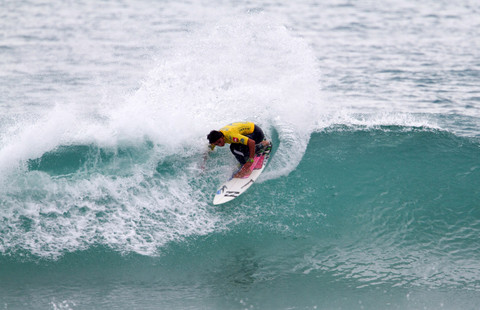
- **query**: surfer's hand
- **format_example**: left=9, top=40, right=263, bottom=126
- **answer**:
left=234, top=162, right=252, bottom=178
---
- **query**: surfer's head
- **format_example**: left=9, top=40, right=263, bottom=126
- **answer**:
left=208, top=130, right=225, bottom=146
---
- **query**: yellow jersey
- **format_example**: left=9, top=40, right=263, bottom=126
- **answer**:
left=220, top=122, right=255, bottom=145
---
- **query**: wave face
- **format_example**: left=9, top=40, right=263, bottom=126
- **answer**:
left=290, top=127, right=480, bottom=288
left=1, top=126, right=480, bottom=309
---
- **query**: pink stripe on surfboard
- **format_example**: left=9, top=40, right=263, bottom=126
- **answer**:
left=241, top=155, right=262, bottom=179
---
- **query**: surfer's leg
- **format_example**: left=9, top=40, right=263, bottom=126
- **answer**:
left=230, top=125, right=267, bottom=164
left=230, top=144, right=249, bottom=165
left=248, top=125, right=265, bottom=144
left=248, top=125, right=267, bottom=154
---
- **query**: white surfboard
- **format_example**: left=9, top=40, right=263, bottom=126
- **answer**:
left=213, top=142, right=272, bottom=205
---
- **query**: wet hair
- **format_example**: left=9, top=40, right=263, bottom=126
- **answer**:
left=207, top=130, right=223, bottom=144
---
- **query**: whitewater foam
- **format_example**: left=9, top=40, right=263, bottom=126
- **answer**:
left=313, top=111, right=442, bottom=132
left=0, top=14, right=327, bottom=259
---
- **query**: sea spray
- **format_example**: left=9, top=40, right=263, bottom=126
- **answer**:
left=111, top=14, right=323, bottom=177
left=0, top=14, right=323, bottom=259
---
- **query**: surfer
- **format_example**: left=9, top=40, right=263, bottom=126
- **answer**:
left=207, top=122, right=269, bottom=178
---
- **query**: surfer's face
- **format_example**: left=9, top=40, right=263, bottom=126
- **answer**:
left=213, top=137, right=225, bottom=147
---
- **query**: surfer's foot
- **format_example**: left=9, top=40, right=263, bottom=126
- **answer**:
left=262, top=140, right=272, bottom=153
left=256, top=140, right=271, bottom=154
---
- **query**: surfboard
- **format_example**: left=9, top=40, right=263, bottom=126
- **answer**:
left=213, top=141, right=272, bottom=205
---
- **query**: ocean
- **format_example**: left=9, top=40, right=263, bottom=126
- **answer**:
left=1, top=0, right=479, bottom=309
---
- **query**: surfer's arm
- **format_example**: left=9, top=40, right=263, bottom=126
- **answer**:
left=200, top=145, right=214, bottom=172
left=233, top=139, right=256, bottom=178
left=246, top=138, right=256, bottom=164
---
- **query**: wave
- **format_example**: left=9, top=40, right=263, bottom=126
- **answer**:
left=1, top=125, right=479, bottom=268
left=0, top=14, right=323, bottom=259
left=1, top=18, right=479, bottom=296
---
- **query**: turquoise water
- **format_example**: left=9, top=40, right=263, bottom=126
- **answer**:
left=1, top=128, right=479, bottom=309
left=1, top=0, right=480, bottom=309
